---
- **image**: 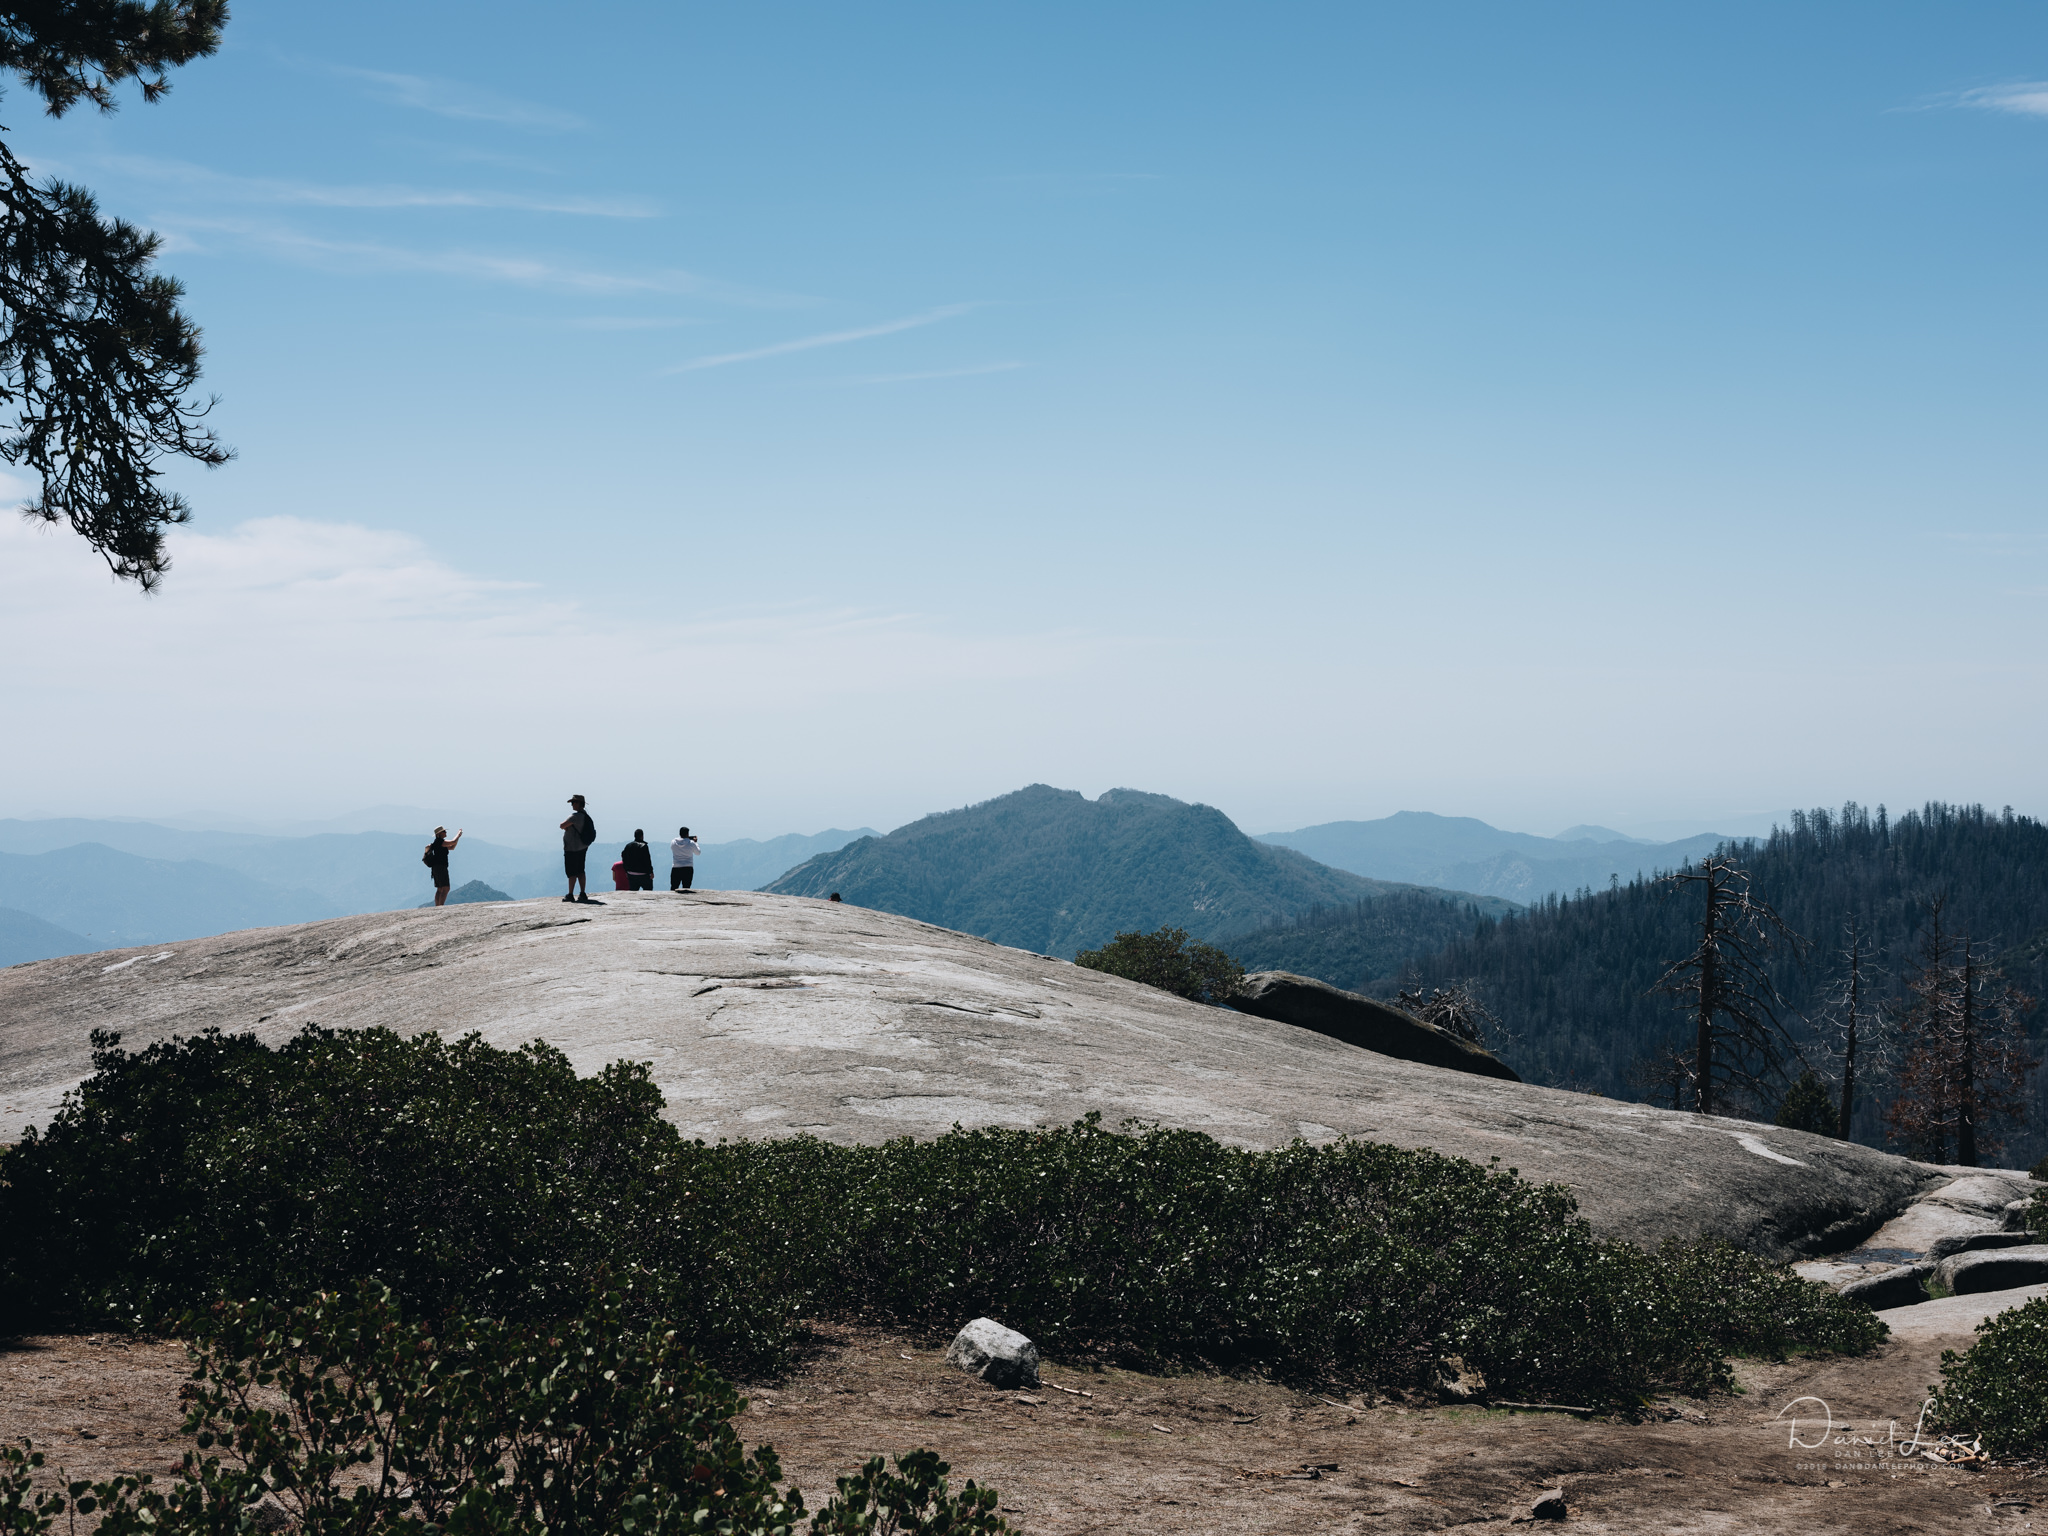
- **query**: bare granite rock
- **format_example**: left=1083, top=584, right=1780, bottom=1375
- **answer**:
left=1529, top=1487, right=1568, bottom=1521
left=0, top=892, right=1962, bottom=1261
left=1231, top=971, right=1520, bottom=1081
left=1930, top=1244, right=2048, bottom=1298
left=944, top=1318, right=1040, bottom=1389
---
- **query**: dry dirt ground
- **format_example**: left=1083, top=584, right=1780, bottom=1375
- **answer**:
left=4, top=1324, right=2041, bottom=1534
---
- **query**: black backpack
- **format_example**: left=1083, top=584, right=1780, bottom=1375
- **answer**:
left=422, top=842, right=438, bottom=867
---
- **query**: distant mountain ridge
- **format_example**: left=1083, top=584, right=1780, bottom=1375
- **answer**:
left=1257, top=811, right=1729, bottom=903
left=0, top=819, right=879, bottom=959
left=0, top=845, right=341, bottom=948
left=0, top=819, right=547, bottom=913
left=766, top=785, right=1515, bottom=958
left=0, top=906, right=94, bottom=967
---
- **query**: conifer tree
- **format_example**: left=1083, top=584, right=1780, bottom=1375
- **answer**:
left=0, top=2, right=231, bottom=589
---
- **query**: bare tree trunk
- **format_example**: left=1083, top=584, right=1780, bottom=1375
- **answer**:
left=1957, top=943, right=1978, bottom=1167
left=1694, top=865, right=1718, bottom=1116
left=1838, top=928, right=1862, bottom=1140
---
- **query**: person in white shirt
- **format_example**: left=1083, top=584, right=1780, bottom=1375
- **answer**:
left=669, top=826, right=701, bottom=891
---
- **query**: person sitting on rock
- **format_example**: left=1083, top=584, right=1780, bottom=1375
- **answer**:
left=622, top=830, right=655, bottom=891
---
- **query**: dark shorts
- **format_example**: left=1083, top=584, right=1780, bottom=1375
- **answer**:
left=565, top=847, right=588, bottom=878
left=670, top=866, right=694, bottom=890
left=432, top=874, right=450, bottom=890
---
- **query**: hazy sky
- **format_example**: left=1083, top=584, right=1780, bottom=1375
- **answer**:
left=3, top=2, right=2044, bottom=842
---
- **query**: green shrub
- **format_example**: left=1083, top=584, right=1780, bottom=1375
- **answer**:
left=1927, top=1295, right=2048, bottom=1458
left=0, top=1283, right=1008, bottom=1536
left=1073, top=926, right=1244, bottom=1002
left=1774, top=1070, right=1837, bottom=1136
left=811, top=1452, right=1006, bottom=1536
left=0, top=1026, right=798, bottom=1371
left=0, top=1027, right=1885, bottom=1408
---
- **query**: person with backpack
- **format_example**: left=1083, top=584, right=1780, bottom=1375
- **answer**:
left=669, top=826, right=700, bottom=891
left=560, top=795, right=597, bottom=903
left=422, top=825, right=463, bottom=906
left=622, top=830, right=655, bottom=891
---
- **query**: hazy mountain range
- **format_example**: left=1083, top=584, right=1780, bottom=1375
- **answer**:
left=0, top=818, right=876, bottom=963
left=1256, top=811, right=1732, bottom=903
left=766, top=785, right=1517, bottom=957
left=0, top=800, right=1760, bottom=970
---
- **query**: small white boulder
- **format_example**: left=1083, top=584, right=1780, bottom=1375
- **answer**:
left=944, top=1317, right=1041, bottom=1389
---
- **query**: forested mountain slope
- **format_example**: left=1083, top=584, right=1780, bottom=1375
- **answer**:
left=766, top=784, right=1514, bottom=958
left=1220, top=892, right=1497, bottom=995
left=1381, top=803, right=2048, bottom=1165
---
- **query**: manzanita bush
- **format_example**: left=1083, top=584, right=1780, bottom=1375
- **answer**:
left=1, top=1026, right=1882, bottom=1407
left=1, top=1283, right=1007, bottom=1536
left=1928, top=1294, right=2048, bottom=1459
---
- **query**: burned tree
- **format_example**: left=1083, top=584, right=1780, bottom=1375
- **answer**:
left=1624, top=1038, right=1693, bottom=1112
left=1813, top=920, right=1885, bottom=1140
left=1395, top=980, right=1511, bottom=1054
left=1886, top=898, right=2038, bottom=1166
left=1653, top=855, right=1805, bottom=1117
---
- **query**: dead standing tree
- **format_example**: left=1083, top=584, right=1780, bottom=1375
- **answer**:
left=1815, top=920, right=1885, bottom=1140
left=1886, top=898, right=2038, bottom=1166
left=1653, top=855, right=1806, bottom=1117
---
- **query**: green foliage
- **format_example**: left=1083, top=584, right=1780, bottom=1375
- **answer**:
left=764, top=783, right=1448, bottom=958
left=1387, top=803, right=2048, bottom=1162
left=0, top=1025, right=798, bottom=1370
left=1928, top=1295, right=2048, bottom=1458
left=1073, top=925, right=1244, bottom=1003
left=0, top=2, right=227, bottom=117
left=1775, top=1070, right=1838, bottom=1135
left=808, top=1117, right=1882, bottom=1401
left=0, top=1030, right=1886, bottom=1409
left=0, top=5, right=232, bottom=589
left=1, top=1283, right=1003, bottom=1536
left=1221, top=893, right=1509, bottom=996
left=810, top=1452, right=1007, bottom=1536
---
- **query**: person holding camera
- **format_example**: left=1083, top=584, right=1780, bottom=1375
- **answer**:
left=670, top=826, right=701, bottom=891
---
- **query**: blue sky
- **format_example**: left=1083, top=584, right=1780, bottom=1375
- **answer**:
left=2, top=2, right=2044, bottom=842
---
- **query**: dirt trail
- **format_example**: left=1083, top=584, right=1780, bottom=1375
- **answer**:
left=4, top=1324, right=2039, bottom=1533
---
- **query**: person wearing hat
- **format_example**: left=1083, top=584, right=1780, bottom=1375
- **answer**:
left=559, top=794, right=597, bottom=903
left=424, top=825, right=463, bottom=906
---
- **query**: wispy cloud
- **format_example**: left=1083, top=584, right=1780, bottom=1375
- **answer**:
left=565, top=316, right=707, bottom=331
left=337, top=67, right=586, bottom=131
left=666, top=305, right=974, bottom=373
left=1950, top=82, right=2048, bottom=118
left=836, top=361, right=1023, bottom=385
left=161, top=217, right=740, bottom=296
left=104, top=155, right=653, bottom=217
